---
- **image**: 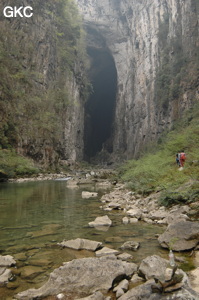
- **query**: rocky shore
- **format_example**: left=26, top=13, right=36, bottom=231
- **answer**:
left=1, top=172, right=199, bottom=299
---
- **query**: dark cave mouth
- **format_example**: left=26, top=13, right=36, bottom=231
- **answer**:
left=84, top=47, right=117, bottom=161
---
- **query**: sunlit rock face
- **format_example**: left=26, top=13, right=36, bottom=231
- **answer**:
left=76, top=0, right=199, bottom=159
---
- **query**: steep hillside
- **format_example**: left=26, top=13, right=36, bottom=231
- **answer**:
left=120, top=101, right=199, bottom=207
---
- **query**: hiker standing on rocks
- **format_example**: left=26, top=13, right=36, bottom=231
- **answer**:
left=179, top=150, right=186, bottom=168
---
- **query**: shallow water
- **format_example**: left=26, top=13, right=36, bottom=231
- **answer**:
left=0, top=180, right=193, bottom=299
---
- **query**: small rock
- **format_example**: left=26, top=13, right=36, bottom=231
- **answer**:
left=143, top=218, right=154, bottom=224
left=120, top=241, right=140, bottom=251
left=58, top=238, right=102, bottom=251
left=122, top=217, right=129, bottom=224
left=164, top=268, right=173, bottom=281
left=88, top=215, right=112, bottom=227
left=56, top=293, right=65, bottom=299
left=130, top=273, right=144, bottom=285
left=127, top=208, right=142, bottom=219
left=95, top=247, right=120, bottom=257
left=117, top=253, right=133, bottom=261
left=129, top=218, right=138, bottom=223
left=113, top=279, right=129, bottom=293
left=0, top=255, right=16, bottom=267
left=0, top=268, right=12, bottom=285
left=82, top=191, right=98, bottom=199
left=108, top=202, right=121, bottom=209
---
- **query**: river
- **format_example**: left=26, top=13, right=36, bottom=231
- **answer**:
left=0, top=179, right=192, bottom=299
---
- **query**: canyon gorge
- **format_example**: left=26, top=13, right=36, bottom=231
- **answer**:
left=0, top=0, right=198, bottom=167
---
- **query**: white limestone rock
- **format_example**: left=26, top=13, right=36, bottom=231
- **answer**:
left=88, top=215, right=112, bottom=227
left=58, top=238, right=102, bottom=251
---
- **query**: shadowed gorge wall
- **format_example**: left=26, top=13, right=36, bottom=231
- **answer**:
left=84, top=31, right=117, bottom=160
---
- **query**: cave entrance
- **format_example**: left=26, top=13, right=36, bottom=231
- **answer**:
left=84, top=47, right=117, bottom=161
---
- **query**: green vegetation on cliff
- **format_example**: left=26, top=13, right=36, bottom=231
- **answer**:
left=120, top=101, right=199, bottom=206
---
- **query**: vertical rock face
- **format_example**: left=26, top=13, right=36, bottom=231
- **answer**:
left=0, top=0, right=86, bottom=166
left=76, top=0, right=199, bottom=159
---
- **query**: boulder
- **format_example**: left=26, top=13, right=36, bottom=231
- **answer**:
left=148, top=210, right=168, bottom=221
left=58, top=238, right=102, bottom=251
left=129, top=218, right=138, bottom=223
left=15, top=256, right=137, bottom=300
left=118, top=279, right=199, bottom=300
left=158, top=221, right=199, bottom=251
left=0, top=268, right=12, bottom=286
left=127, top=208, right=142, bottom=219
left=82, top=191, right=98, bottom=199
left=0, top=255, right=16, bottom=267
left=138, top=255, right=168, bottom=280
left=120, top=241, right=140, bottom=251
left=122, top=217, right=129, bottom=224
left=108, top=202, right=121, bottom=209
left=88, top=215, right=112, bottom=227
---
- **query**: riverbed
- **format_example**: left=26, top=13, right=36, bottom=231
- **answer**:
left=0, top=180, right=194, bottom=299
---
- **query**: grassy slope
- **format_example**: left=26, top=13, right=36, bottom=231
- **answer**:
left=0, top=149, right=39, bottom=179
left=120, top=101, right=199, bottom=207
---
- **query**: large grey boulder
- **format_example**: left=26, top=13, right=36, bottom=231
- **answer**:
left=158, top=221, right=199, bottom=251
left=15, top=256, right=137, bottom=300
left=138, top=255, right=168, bottom=280
left=58, top=238, right=102, bottom=251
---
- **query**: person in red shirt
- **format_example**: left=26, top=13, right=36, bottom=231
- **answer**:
left=179, top=151, right=186, bottom=167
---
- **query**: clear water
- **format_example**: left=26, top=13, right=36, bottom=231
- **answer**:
left=0, top=180, right=187, bottom=299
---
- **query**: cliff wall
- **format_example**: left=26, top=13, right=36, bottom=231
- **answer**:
left=76, top=0, right=199, bottom=159
left=0, top=0, right=87, bottom=167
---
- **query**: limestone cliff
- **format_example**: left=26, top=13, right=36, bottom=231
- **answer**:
left=76, top=0, right=199, bottom=159
left=0, top=0, right=88, bottom=167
